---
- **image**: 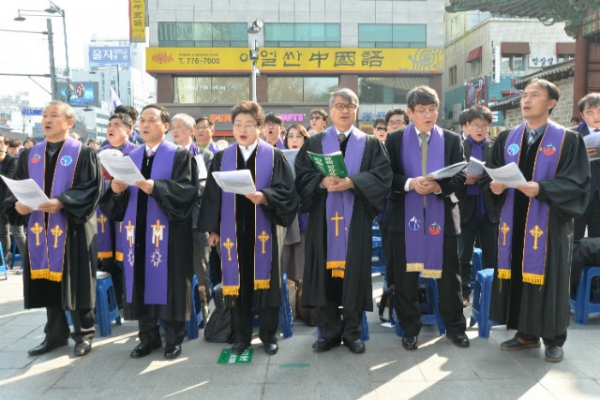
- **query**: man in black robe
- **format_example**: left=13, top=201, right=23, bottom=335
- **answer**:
left=295, top=88, right=391, bottom=354
left=5, top=101, right=102, bottom=357
left=484, top=79, right=590, bottom=362
left=100, top=104, right=197, bottom=360
left=200, top=101, right=297, bottom=355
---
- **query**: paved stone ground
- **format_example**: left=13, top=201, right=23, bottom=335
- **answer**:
left=1, top=269, right=600, bottom=399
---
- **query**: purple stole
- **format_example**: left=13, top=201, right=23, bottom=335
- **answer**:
left=497, top=121, right=565, bottom=285
left=402, top=124, right=445, bottom=279
left=122, top=141, right=176, bottom=305
left=186, top=142, right=199, bottom=156
left=323, top=126, right=366, bottom=278
left=208, top=141, right=220, bottom=155
left=27, top=138, right=82, bottom=282
left=220, top=140, right=274, bottom=296
left=263, top=137, right=286, bottom=150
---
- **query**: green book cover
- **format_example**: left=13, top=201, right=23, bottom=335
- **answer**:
left=307, top=151, right=349, bottom=178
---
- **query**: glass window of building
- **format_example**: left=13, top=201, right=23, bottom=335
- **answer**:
left=264, top=24, right=341, bottom=47
left=358, top=24, right=427, bottom=48
left=501, top=54, right=527, bottom=72
left=158, top=22, right=247, bottom=47
left=358, top=76, right=434, bottom=104
left=268, top=77, right=339, bottom=103
left=174, top=77, right=249, bottom=103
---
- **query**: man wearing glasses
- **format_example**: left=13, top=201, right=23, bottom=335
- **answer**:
left=372, top=118, right=388, bottom=142
left=385, top=108, right=410, bottom=134
left=383, top=86, right=469, bottom=351
left=309, top=108, right=329, bottom=136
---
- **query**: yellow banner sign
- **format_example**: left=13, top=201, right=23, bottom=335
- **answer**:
left=129, top=0, right=146, bottom=43
left=146, top=47, right=443, bottom=73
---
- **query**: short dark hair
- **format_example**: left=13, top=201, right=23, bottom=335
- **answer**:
left=310, top=108, right=329, bottom=123
left=466, top=106, right=493, bottom=124
left=265, top=113, right=283, bottom=126
left=385, top=108, right=409, bottom=125
left=195, top=117, right=215, bottom=128
left=114, top=104, right=139, bottom=122
left=406, top=86, right=439, bottom=110
left=458, top=109, right=469, bottom=127
left=87, top=138, right=99, bottom=146
left=373, top=118, right=386, bottom=128
left=231, top=101, right=265, bottom=127
left=525, top=78, right=560, bottom=114
left=284, top=123, right=310, bottom=148
left=141, top=104, right=171, bottom=124
left=7, top=138, right=20, bottom=148
left=571, top=116, right=581, bottom=124
left=109, top=113, right=133, bottom=129
left=24, top=138, right=36, bottom=146
left=578, top=92, right=600, bottom=113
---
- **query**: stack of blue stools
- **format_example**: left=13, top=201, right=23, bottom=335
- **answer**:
left=185, top=274, right=203, bottom=340
left=0, top=243, right=7, bottom=280
left=393, top=276, right=446, bottom=337
left=316, top=310, right=369, bottom=341
left=372, top=221, right=380, bottom=237
left=470, top=268, right=500, bottom=338
left=95, top=271, right=122, bottom=337
left=278, top=273, right=293, bottom=339
left=372, top=236, right=386, bottom=275
left=570, top=266, right=600, bottom=324
left=10, top=238, right=22, bottom=270
left=471, top=247, right=482, bottom=288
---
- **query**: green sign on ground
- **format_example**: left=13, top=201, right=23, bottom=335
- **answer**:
left=218, top=348, right=253, bottom=364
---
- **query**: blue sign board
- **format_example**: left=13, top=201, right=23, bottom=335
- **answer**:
left=21, top=109, right=43, bottom=116
left=89, top=46, right=131, bottom=68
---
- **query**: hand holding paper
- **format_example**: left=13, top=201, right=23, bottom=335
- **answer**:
left=483, top=162, right=527, bottom=188
left=99, top=155, right=145, bottom=186
left=1, top=177, right=50, bottom=210
left=212, top=170, right=256, bottom=195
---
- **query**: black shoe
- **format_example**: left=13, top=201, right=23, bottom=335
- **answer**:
left=447, top=332, right=470, bottom=348
left=263, top=342, right=278, bottom=355
left=545, top=346, right=564, bottom=363
left=164, top=344, right=182, bottom=360
left=500, top=336, right=540, bottom=351
left=401, top=336, right=418, bottom=351
left=312, top=338, right=341, bottom=352
left=28, top=339, right=69, bottom=356
left=130, top=341, right=162, bottom=358
left=344, top=338, right=365, bottom=354
left=231, top=342, right=250, bottom=355
left=74, top=340, right=92, bottom=357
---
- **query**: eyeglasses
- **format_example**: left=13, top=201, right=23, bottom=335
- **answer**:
left=388, top=120, right=406, bottom=126
left=233, top=124, right=257, bottom=131
left=310, top=116, right=323, bottom=120
left=375, top=127, right=387, bottom=131
left=470, top=124, right=490, bottom=131
left=332, top=103, right=358, bottom=111
left=413, top=108, right=438, bottom=116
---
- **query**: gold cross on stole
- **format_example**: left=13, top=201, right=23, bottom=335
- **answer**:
left=50, top=225, right=63, bottom=249
left=30, top=222, right=43, bottom=246
left=223, top=238, right=234, bottom=261
left=98, top=214, right=107, bottom=233
left=258, top=230, right=270, bottom=254
left=331, top=212, right=344, bottom=237
left=500, top=222, right=510, bottom=246
left=529, top=225, right=544, bottom=250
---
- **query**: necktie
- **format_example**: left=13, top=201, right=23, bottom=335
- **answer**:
left=146, top=148, right=154, bottom=157
left=594, top=128, right=600, bottom=133
left=419, top=132, right=428, bottom=176
left=338, top=133, right=346, bottom=143
left=527, top=130, right=538, bottom=146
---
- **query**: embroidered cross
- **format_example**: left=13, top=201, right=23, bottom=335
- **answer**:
left=151, top=219, right=165, bottom=248
left=30, top=222, right=43, bottom=246
left=500, top=222, right=510, bottom=246
left=331, top=212, right=344, bottom=237
left=125, top=220, right=135, bottom=247
left=223, top=238, right=234, bottom=261
left=529, top=225, right=544, bottom=250
left=258, top=230, right=270, bottom=254
left=98, top=214, right=107, bottom=233
left=50, top=225, right=63, bottom=249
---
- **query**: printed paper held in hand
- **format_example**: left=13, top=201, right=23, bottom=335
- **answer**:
left=212, top=170, right=256, bottom=195
left=426, top=161, right=467, bottom=180
left=99, top=155, right=145, bottom=186
left=282, top=149, right=299, bottom=178
left=483, top=162, right=527, bottom=188
left=194, top=155, right=208, bottom=180
left=466, top=157, right=485, bottom=176
left=0, top=177, right=49, bottom=210
left=584, top=133, right=600, bottom=161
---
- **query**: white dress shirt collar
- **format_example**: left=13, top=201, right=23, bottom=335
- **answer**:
left=238, top=140, right=258, bottom=161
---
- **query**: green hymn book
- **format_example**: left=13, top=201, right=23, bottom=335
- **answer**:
left=307, top=151, right=349, bottom=178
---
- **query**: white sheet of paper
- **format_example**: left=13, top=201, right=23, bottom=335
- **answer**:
left=426, top=161, right=467, bottom=180
left=282, top=149, right=299, bottom=178
left=584, top=133, right=600, bottom=161
left=212, top=170, right=256, bottom=195
left=483, top=162, right=527, bottom=188
left=194, top=155, right=208, bottom=180
left=0, top=177, right=50, bottom=210
left=466, top=157, right=486, bottom=176
left=99, top=155, right=145, bottom=186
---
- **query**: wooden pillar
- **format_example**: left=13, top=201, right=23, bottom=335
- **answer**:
left=573, top=37, right=589, bottom=117
left=156, top=74, right=174, bottom=104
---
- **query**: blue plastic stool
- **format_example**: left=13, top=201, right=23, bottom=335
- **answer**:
left=571, top=266, right=600, bottom=325
left=393, top=276, right=446, bottom=337
left=278, top=273, right=293, bottom=339
left=316, top=310, right=369, bottom=341
left=372, top=236, right=386, bottom=275
left=95, top=271, right=122, bottom=337
left=471, top=247, right=482, bottom=288
left=10, top=237, right=22, bottom=270
left=372, top=221, right=380, bottom=237
left=469, top=268, right=500, bottom=338
left=0, top=243, right=7, bottom=279
left=185, top=274, right=203, bottom=340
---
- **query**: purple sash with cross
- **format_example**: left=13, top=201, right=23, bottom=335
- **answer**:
left=219, top=140, right=274, bottom=296
left=323, top=126, right=366, bottom=279
left=497, top=121, right=565, bottom=285
left=402, top=124, right=445, bottom=278
left=122, top=141, right=176, bottom=305
left=27, top=138, right=82, bottom=282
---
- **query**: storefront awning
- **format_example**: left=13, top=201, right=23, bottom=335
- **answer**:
left=501, top=42, right=530, bottom=55
left=466, top=46, right=482, bottom=63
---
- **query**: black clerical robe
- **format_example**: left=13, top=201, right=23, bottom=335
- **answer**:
left=99, top=146, right=198, bottom=322
left=5, top=143, right=102, bottom=311
left=295, top=132, right=392, bottom=312
left=199, top=145, right=297, bottom=310
left=483, top=127, right=590, bottom=339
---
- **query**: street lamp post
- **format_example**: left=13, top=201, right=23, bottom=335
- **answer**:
left=247, top=19, right=263, bottom=103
